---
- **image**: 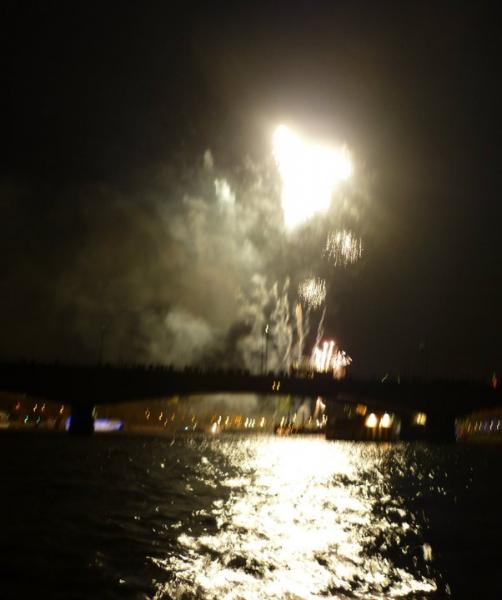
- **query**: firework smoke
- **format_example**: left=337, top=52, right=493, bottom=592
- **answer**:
left=294, top=303, right=304, bottom=364
left=236, top=276, right=292, bottom=373
left=0, top=129, right=364, bottom=373
left=314, top=307, right=326, bottom=349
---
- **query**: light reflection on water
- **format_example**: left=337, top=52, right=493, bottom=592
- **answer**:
left=154, top=437, right=438, bottom=599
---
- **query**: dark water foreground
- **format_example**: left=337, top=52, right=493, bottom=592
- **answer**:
left=1, top=432, right=501, bottom=599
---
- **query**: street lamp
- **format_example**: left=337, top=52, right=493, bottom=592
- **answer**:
left=262, top=323, right=270, bottom=374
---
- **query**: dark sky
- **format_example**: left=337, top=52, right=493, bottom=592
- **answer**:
left=2, top=1, right=502, bottom=378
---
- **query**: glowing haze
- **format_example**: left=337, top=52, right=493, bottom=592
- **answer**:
left=1, top=122, right=362, bottom=375
left=273, top=124, right=352, bottom=230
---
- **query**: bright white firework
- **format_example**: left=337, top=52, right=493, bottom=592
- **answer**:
left=298, top=277, right=326, bottom=309
left=273, top=125, right=352, bottom=230
left=311, top=339, right=352, bottom=379
left=332, top=349, right=352, bottom=379
left=325, top=230, right=362, bottom=265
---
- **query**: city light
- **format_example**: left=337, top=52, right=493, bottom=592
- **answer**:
left=64, top=417, right=123, bottom=432
left=273, top=124, right=352, bottom=230
left=365, top=413, right=378, bottom=428
left=380, top=413, right=392, bottom=428
left=413, top=412, right=427, bottom=426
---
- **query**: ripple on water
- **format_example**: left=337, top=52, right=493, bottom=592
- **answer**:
left=152, top=438, right=439, bottom=599
left=7, top=433, right=496, bottom=598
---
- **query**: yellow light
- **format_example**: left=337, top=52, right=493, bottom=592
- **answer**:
left=379, top=413, right=392, bottom=428
left=273, top=124, right=352, bottom=230
left=414, top=412, right=427, bottom=426
left=211, top=422, right=217, bottom=434
left=365, top=413, right=378, bottom=428
left=356, top=404, right=367, bottom=416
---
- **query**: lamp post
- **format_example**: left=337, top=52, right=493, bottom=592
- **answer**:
left=264, top=323, right=269, bottom=374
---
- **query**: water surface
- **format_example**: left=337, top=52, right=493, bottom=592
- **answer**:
left=2, top=433, right=500, bottom=598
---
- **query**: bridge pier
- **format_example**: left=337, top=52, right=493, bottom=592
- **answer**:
left=69, top=402, right=95, bottom=435
left=399, top=413, right=456, bottom=443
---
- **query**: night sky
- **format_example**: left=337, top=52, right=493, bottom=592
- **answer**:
left=2, top=1, right=501, bottom=378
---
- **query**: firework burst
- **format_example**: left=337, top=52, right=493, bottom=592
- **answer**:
left=273, top=124, right=352, bottom=230
left=311, top=339, right=352, bottom=379
left=298, top=277, right=326, bottom=309
left=325, top=230, right=362, bottom=266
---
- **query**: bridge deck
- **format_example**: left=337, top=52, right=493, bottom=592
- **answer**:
left=1, top=363, right=500, bottom=417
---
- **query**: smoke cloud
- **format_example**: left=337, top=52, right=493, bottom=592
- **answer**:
left=0, top=145, right=368, bottom=371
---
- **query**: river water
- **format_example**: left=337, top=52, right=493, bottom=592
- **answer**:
left=1, top=432, right=501, bottom=599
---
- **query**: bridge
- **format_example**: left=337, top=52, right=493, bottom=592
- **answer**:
left=1, top=362, right=500, bottom=440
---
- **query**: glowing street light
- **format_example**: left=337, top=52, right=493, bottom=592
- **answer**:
left=365, top=413, right=378, bottom=428
left=380, top=413, right=392, bottom=428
